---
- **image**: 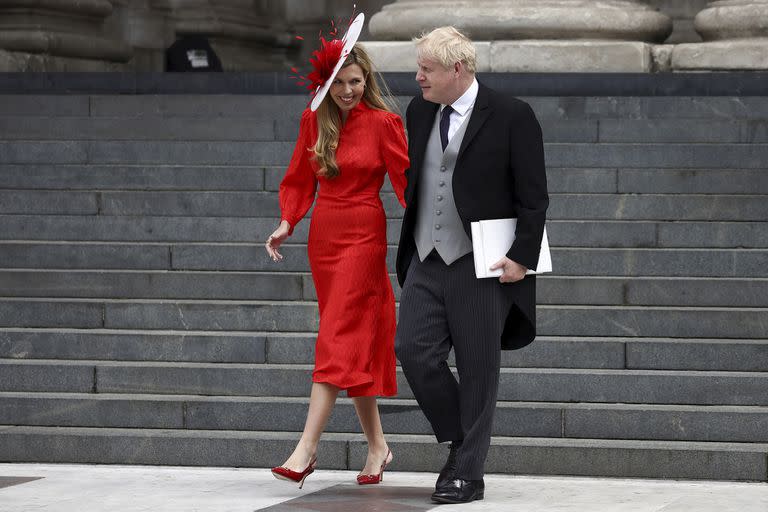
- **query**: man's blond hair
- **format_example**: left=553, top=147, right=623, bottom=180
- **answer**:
left=413, top=26, right=476, bottom=74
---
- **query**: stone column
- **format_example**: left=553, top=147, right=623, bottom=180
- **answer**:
left=673, top=0, right=768, bottom=69
left=163, top=0, right=294, bottom=71
left=0, top=0, right=133, bottom=71
left=364, top=0, right=673, bottom=72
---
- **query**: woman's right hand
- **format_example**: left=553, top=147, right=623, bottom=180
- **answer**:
left=265, top=220, right=291, bottom=262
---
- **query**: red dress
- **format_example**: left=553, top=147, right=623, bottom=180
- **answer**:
left=279, top=101, right=409, bottom=397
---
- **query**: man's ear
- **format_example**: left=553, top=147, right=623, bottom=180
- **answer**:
left=454, top=62, right=462, bottom=75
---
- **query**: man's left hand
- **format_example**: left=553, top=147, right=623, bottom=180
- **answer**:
left=490, top=257, right=527, bottom=283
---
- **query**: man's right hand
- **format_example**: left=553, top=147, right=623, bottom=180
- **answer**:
left=265, top=220, right=291, bottom=262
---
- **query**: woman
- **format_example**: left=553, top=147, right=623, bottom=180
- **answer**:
left=265, top=14, right=408, bottom=488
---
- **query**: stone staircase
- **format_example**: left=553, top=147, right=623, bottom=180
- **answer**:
left=0, top=91, right=767, bottom=481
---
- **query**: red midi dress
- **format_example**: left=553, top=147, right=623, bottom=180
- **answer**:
left=278, top=101, right=409, bottom=397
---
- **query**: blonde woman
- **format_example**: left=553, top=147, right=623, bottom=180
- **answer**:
left=265, top=14, right=408, bottom=488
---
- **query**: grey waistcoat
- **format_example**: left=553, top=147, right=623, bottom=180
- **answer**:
left=414, top=108, right=473, bottom=264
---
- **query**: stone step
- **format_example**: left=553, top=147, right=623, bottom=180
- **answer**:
left=8, top=94, right=765, bottom=122
left=0, top=164, right=268, bottom=191
left=0, top=113, right=276, bottom=142
left=0, top=191, right=98, bottom=215
left=552, top=247, right=768, bottom=278
left=5, top=116, right=766, bottom=144
left=0, top=326, right=762, bottom=371
left=2, top=141, right=767, bottom=169
left=0, top=140, right=296, bottom=166
left=271, top=115, right=768, bottom=144
left=0, top=270, right=307, bottom=300
left=1, top=216, right=766, bottom=248
left=0, top=96, right=91, bottom=117
left=2, top=359, right=767, bottom=405
left=0, top=426, right=765, bottom=480
left=547, top=194, right=768, bottom=221
left=615, top=168, right=768, bottom=195
left=596, top=119, right=768, bottom=144
left=2, top=165, right=766, bottom=195
left=0, top=299, right=764, bottom=338
left=0, top=242, right=173, bottom=271
left=544, top=143, right=768, bottom=169
left=261, top=335, right=768, bottom=373
left=0, top=117, right=276, bottom=142
left=0, top=328, right=268, bottom=363
left=1, top=270, right=766, bottom=308
left=2, top=242, right=764, bottom=278
left=85, top=95, right=308, bottom=119
left=1, top=329, right=766, bottom=372
left=3, top=190, right=767, bottom=222
left=2, top=392, right=767, bottom=443
left=522, top=96, right=768, bottom=121
left=0, top=191, right=281, bottom=217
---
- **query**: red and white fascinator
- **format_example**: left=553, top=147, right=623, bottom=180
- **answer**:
left=291, top=12, right=365, bottom=112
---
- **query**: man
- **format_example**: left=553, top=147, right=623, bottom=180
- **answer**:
left=395, top=26, right=548, bottom=504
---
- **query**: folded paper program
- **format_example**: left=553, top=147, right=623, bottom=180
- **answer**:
left=471, top=218, right=552, bottom=279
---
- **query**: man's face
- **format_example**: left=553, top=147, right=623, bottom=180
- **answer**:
left=415, top=57, right=458, bottom=105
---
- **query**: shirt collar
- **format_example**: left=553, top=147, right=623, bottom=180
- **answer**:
left=441, top=77, right=479, bottom=117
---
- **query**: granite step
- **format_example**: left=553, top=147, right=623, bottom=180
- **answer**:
left=1, top=242, right=764, bottom=278
left=2, top=165, right=766, bottom=195
left=7, top=95, right=768, bottom=122
left=4, top=115, right=767, bottom=144
left=0, top=164, right=268, bottom=191
left=1, top=270, right=766, bottom=308
left=0, top=298, right=764, bottom=338
left=1, top=216, right=766, bottom=248
left=0, top=426, right=765, bottom=480
left=3, top=190, right=767, bottom=222
left=2, top=359, right=767, bottom=406
left=2, top=140, right=768, bottom=169
left=1, top=392, right=767, bottom=443
left=1, top=329, right=766, bottom=371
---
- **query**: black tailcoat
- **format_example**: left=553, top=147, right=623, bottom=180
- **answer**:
left=396, top=82, right=549, bottom=350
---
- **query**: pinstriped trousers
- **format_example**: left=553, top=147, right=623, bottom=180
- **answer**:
left=395, top=250, right=515, bottom=480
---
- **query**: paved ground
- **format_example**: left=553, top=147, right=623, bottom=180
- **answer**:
left=1, top=463, right=767, bottom=511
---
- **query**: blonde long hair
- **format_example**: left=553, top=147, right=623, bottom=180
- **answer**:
left=313, top=44, right=397, bottom=179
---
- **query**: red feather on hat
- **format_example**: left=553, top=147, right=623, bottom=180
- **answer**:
left=305, top=37, right=344, bottom=93
left=289, top=6, right=360, bottom=104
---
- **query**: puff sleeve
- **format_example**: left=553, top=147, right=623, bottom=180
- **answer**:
left=279, top=109, right=318, bottom=235
left=379, top=113, right=409, bottom=208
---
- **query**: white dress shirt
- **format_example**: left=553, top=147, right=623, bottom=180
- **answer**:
left=439, top=78, right=479, bottom=144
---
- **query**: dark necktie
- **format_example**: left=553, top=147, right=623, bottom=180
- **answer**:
left=440, top=105, right=454, bottom=151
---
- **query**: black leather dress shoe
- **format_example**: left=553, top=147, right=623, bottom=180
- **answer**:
left=431, top=478, right=485, bottom=504
left=435, top=441, right=462, bottom=490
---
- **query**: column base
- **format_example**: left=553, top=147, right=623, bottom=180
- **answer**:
left=672, top=39, right=768, bottom=70
left=363, top=40, right=660, bottom=73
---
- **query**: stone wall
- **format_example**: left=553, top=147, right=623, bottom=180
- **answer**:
left=1, top=0, right=766, bottom=72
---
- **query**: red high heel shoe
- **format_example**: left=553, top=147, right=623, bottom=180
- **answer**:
left=271, top=457, right=317, bottom=489
left=357, top=449, right=393, bottom=485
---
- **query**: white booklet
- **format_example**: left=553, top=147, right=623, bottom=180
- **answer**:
left=470, top=218, right=552, bottom=279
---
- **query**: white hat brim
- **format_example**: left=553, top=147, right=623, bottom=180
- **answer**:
left=310, top=13, right=365, bottom=112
